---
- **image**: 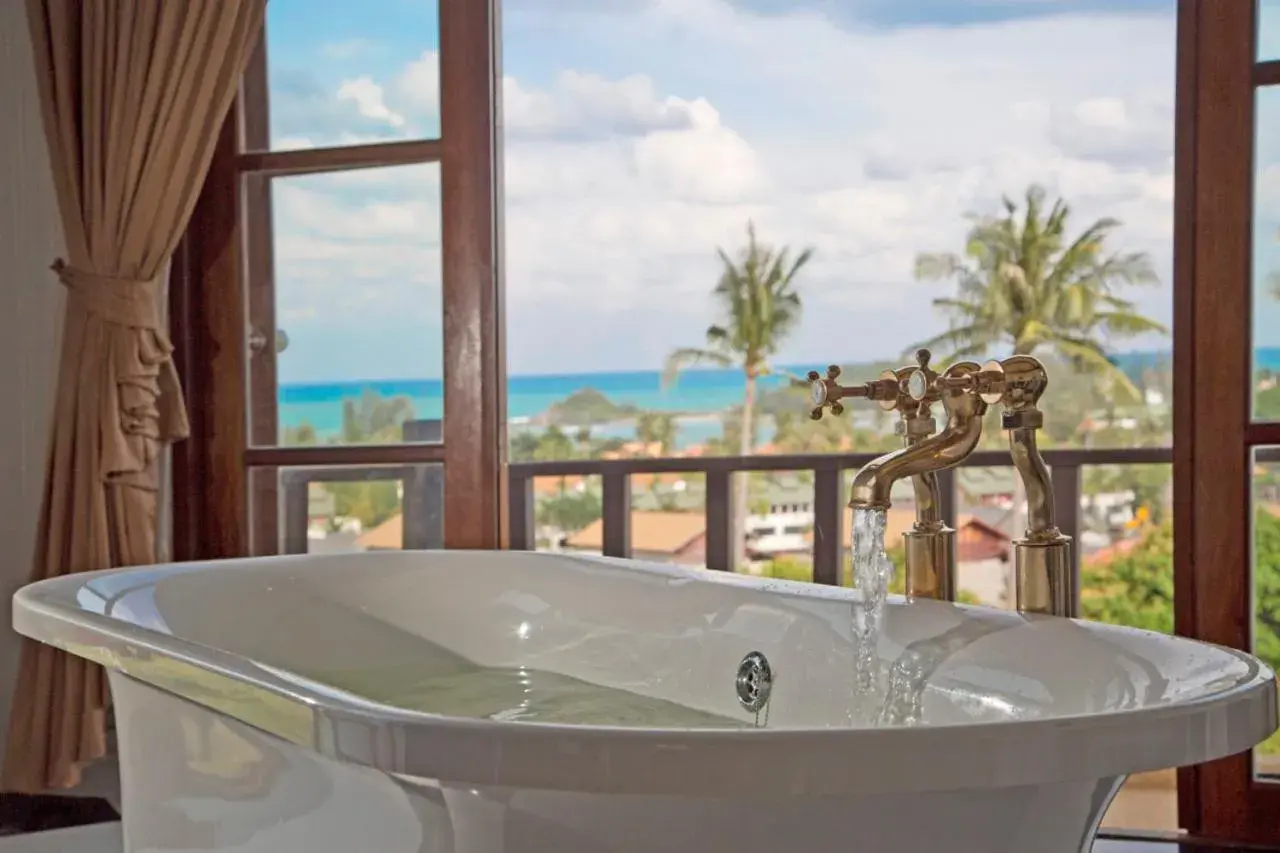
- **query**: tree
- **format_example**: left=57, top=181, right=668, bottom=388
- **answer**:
left=510, top=431, right=540, bottom=462
left=1082, top=513, right=1280, bottom=666
left=664, top=221, right=814, bottom=569
left=341, top=389, right=416, bottom=444
left=537, top=490, right=603, bottom=540
left=283, top=421, right=318, bottom=447
left=535, top=426, right=575, bottom=495
left=635, top=412, right=678, bottom=456
left=911, top=184, right=1166, bottom=403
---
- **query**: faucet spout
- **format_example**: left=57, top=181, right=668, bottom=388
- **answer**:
left=849, top=362, right=988, bottom=511
left=999, top=355, right=1075, bottom=618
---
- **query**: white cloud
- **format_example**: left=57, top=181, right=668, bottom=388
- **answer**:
left=395, top=50, right=440, bottom=115
left=336, top=77, right=406, bottom=128
left=269, top=0, right=1178, bottom=380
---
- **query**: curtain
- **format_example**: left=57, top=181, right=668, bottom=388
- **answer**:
left=3, top=0, right=267, bottom=793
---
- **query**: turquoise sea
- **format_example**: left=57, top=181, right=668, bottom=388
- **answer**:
left=276, top=348, right=1221, bottom=450
left=279, top=366, right=807, bottom=448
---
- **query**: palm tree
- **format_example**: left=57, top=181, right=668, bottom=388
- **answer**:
left=663, top=221, right=813, bottom=569
left=910, top=184, right=1166, bottom=402
left=635, top=412, right=678, bottom=456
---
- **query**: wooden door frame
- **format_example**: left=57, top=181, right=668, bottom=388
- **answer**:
left=171, top=0, right=505, bottom=559
left=1173, top=0, right=1280, bottom=842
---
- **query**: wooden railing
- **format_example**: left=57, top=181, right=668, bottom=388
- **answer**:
left=506, top=447, right=1174, bottom=585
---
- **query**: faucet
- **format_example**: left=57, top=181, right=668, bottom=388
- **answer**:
left=808, top=351, right=1075, bottom=617
left=998, top=356, right=1074, bottom=618
left=810, top=350, right=987, bottom=602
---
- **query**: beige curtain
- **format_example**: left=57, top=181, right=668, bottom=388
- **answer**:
left=3, top=0, right=267, bottom=793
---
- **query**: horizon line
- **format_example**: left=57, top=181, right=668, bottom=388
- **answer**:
left=279, top=345, right=1185, bottom=388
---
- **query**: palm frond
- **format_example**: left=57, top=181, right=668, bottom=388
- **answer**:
left=662, top=347, right=733, bottom=388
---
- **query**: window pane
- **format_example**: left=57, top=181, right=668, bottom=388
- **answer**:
left=1262, top=0, right=1280, bottom=62
left=252, top=464, right=443, bottom=555
left=250, top=164, right=443, bottom=447
left=1256, top=88, right=1280, bottom=420
left=1254, top=448, right=1280, bottom=777
left=262, top=0, right=439, bottom=150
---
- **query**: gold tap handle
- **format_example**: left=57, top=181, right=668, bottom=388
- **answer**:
left=807, top=365, right=889, bottom=420
left=932, top=359, right=1006, bottom=404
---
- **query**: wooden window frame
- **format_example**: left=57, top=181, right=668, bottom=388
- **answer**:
left=171, top=0, right=505, bottom=559
left=1175, top=0, right=1280, bottom=843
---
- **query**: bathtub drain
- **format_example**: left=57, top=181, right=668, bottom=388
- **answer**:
left=735, top=651, right=773, bottom=717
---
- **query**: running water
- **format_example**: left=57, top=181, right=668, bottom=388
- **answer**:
left=849, top=507, right=896, bottom=722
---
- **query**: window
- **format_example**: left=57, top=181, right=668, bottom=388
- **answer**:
left=1176, top=0, right=1280, bottom=843
left=171, top=0, right=504, bottom=559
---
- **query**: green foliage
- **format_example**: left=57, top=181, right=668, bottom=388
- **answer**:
left=510, top=431, right=541, bottom=462
left=341, top=390, right=415, bottom=444
left=1254, top=510, right=1280, bottom=667
left=1081, top=514, right=1280, bottom=664
left=1080, top=521, right=1174, bottom=634
left=911, top=184, right=1166, bottom=403
left=762, top=556, right=814, bottom=583
left=536, top=490, right=603, bottom=537
left=1257, top=384, right=1280, bottom=421
left=635, top=412, right=678, bottom=455
left=283, top=421, right=318, bottom=447
left=328, top=481, right=402, bottom=531
left=664, top=222, right=812, bottom=391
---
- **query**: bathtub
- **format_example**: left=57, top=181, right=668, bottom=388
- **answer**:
left=13, top=551, right=1277, bottom=853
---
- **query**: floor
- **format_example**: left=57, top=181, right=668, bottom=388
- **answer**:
left=0, top=826, right=1272, bottom=853
left=1096, top=841, right=1280, bottom=852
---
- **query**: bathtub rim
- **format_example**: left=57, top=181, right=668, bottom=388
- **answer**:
left=12, top=554, right=1279, bottom=798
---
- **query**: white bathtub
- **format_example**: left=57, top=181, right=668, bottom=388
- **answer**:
left=13, top=551, right=1277, bottom=853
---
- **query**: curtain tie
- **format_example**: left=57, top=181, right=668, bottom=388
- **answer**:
left=52, top=259, right=159, bottom=330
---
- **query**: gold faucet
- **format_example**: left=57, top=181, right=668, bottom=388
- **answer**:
left=810, top=350, right=983, bottom=602
left=808, top=352, right=1074, bottom=617
left=998, top=356, right=1074, bottom=617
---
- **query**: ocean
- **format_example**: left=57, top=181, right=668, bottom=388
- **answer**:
left=277, top=348, right=1254, bottom=450
left=279, top=366, right=805, bottom=448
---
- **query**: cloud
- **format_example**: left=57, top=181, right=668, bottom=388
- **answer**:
left=394, top=50, right=440, bottom=116
left=503, top=71, right=702, bottom=139
left=336, top=77, right=406, bottom=128
left=266, top=0, right=1178, bottom=381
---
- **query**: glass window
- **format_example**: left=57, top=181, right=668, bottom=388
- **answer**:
left=263, top=0, right=440, bottom=149
left=1254, top=449, right=1280, bottom=776
left=252, top=164, right=443, bottom=447
left=1261, top=0, right=1280, bottom=62
left=254, top=464, right=443, bottom=555
left=1256, top=87, right=1280, bottom=420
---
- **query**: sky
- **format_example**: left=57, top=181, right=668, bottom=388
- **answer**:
left=260, top=0, right=1230, bottom=384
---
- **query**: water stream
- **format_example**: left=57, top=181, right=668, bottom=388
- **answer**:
left=849, top=507, right=896, bottom=723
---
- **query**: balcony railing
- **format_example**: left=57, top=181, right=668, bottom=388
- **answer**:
left=506, top=447, right=1174, bottom=586
left=277, top=443, right=1182, bottom=599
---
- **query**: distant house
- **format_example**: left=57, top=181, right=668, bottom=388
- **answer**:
left=563, top=511, right=707, bottom=565
left=357, top=515, right=403, bottom=551
left=745, top=481, right=816, bottom=558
